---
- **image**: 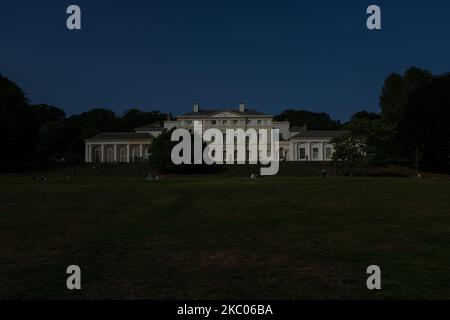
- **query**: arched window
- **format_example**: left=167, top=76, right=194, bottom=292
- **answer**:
left=119, top=146, right=127, bottom=162
left=106, top=147, right=115, bottom=163
left=93, top=147, right=101, bottom=163
left=131, top=147, right=140, bottom=162
left=279, top=148, right=285, bottom=161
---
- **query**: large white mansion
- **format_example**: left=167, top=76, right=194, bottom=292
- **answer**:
left=85, top=104, right=347, bottom=163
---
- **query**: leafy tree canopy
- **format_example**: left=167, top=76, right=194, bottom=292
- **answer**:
left=0, top=75, right=35, bottom=167
left=274, top=109, right=341, bottom=130
left=121, top=109, right=169, bottom=130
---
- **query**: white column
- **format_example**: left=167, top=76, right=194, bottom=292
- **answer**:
left=307, top=142, right=311, bottom=161
left=88, top=145, right=92, bottom=162
left=114, top=144, right=117, bottom=162
left=85, top=144, right=89, bottom=162
left=101, top=144, right=105, bottom=163
left=322, top=142, right=326, bottom=161
left=293, top=142, right=297, bottom=161
left=139, top=144, right=143, bottom=158
left=319, top=142, right=323, bottom=161
left=126, top=144, right=130, bottom=163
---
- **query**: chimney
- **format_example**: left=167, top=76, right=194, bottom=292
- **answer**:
left=239, top=103, right=245, bottom=112
left=193, top=103, right=199, bottom=113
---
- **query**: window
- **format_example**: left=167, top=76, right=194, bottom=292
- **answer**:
left=131, top=147, right=140, bottom=162
left=312, top=148, right=319, bottom=160
left=246, top=119, right=251, bottom=124
left=325, top=147, right=333, bottom=160
left=106, top=147, right=114, bottom=162
left=187, top=120, right=193, bottom=126
left=119, top=146, right=128, bottom=162
left=222, top=120, right=227, bottom=125
left=94, top=147, right=101, bottom=162
left=299, top=147, right=306, bottom=160
left=212, top=120, right=217, bottom=125
left=257, top=120, right=262, bottom=125
left=280, top=148, right=285, bottom=161
left=233, top=120, right=239, bottom=125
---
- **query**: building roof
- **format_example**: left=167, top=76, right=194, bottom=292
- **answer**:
left=85, top=132, right=154, bottom=142
left=134, top=123, right=163, bottom=131
left=290, top=130, right=349, bottom=139
left=178, top=108, right=271, bottom=118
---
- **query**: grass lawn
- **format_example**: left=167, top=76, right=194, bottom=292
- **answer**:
left=1, top=174, right=450, bottom=299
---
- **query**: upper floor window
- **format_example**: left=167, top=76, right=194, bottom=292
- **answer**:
left=222, top=120, right=227, bottom=125
left=257, top=120, right=262, bottom=125
left=212, top=120, right=217, bottom=125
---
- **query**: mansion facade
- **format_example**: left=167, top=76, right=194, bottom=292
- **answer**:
left=85, top=103, right=347, bottom=163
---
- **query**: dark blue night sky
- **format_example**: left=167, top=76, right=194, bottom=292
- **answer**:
left=1, top=0, right=449, bottom=121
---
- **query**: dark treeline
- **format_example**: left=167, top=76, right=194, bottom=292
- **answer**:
left=274, top=110, right=342, bottom=130
left=1, top=66, right=450, bottom=172
left=333, top=67, right=450, bottom=173
left=0, top=74, right=169, bottom=170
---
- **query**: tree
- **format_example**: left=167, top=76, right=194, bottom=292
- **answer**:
left=379, top=68, right=433, bottom=160
left=406, top=73, right=450, bottom=169
left=274, top=109, right=341, bottom=130
left=379, top=73, right=404, bottom=124
left=36, top=121, right=68, bottom=160
left=28, top=104, right=68, bottom=161
left=345, top=112, right=395, bottom=166
left=379, top=67, right=450, bottom=170
left=148, top=129, right=222, bottom=174
left=332, top=134, right=370, bottom=176
left=0, top=75, right=35, bottom=167
left=120, top=109, right=169, bottom=130
left=380, top=68, right=432, bottom=124
left=65, top=108, right=120, bottom=157
left=31, top=104, right=66, bottom=128
left=349, top=111, right=381, bottom=123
